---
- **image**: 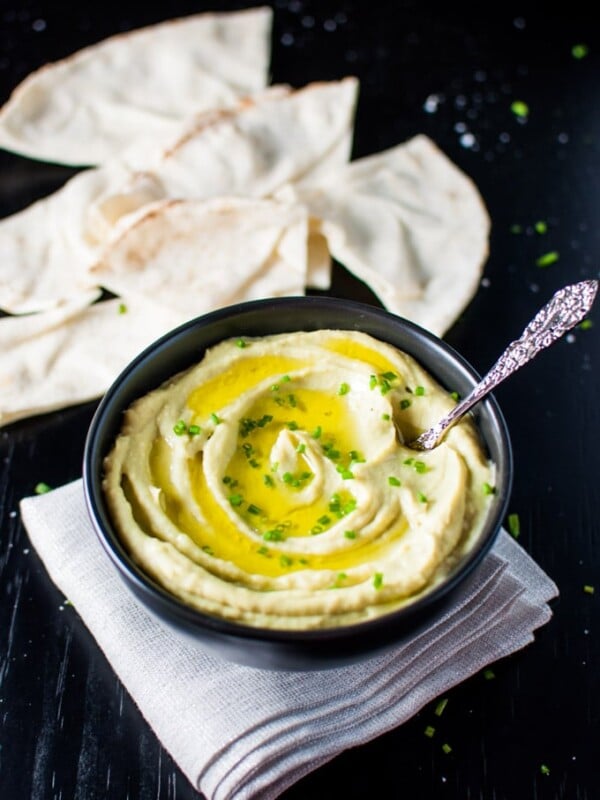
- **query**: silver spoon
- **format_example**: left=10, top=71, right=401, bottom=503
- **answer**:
left=410, top=278, right=598, bottom=451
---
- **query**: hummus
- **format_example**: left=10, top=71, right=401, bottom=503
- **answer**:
left=103, top=330, right=495, bottom=630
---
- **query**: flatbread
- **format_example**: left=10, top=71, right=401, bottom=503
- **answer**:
left=90, top=197, right=309, bottom=316
left=0, top=7, right=273, bottom=166
left=0, top=79, right=358, bottom=314
left=0, top=195, right=312, bottom=426
left=277, top=135, right=490, bottom=335
left=0, top=293, right=187, bottom=427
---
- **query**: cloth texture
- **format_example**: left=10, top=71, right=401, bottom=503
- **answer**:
left=20, top=479, right=558, bottom=800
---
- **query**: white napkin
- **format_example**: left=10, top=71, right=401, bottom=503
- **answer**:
left=20, top=479, right=557, bottom=800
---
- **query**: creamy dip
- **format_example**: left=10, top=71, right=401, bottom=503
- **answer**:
left=103, top=330, right=495, bottom=630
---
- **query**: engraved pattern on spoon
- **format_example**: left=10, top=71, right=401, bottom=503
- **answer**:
left=411, top=279, right=598, bottom=451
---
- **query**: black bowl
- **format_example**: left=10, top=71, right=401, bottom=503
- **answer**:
left=83, top=297, right=512, bottom=671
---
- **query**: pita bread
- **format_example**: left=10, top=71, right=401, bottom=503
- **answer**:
left=0, top=79, right=358, bottom=314
left=0, top=195, right=312, bottom=426
left=0, top=7, right=273, bottom=166
left=90, top=197, right=309, bottom=315
left=277, top=135, right=490, bottom=335
left=0, top=293, right=187, bottom=427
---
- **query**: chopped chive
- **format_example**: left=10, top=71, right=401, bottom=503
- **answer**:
left=450, top=391, right=460, bottom=402
left=312, top=425, right=322, bottom=439
left=507, top=512, right=520, bottom=538
left=369, top=374, right=378, bottom=390
left=578, top=319, right=593, bottom=330
left=34, top=482, right=52, bottom=495
left=201, top=545, right=214, bottom=555
left=434, top=697, right=448, bottom=717
left=280, top=374, right=291, bottom=383
left=510, top=99, right=529, bottom=118
left=441, top=743, right=452, bottom=755
left=336, top=465, right=354, bottom=480
left=286, top=421, right=298, bottom=431
left=417, top=491, right=428, bottom=503
left=510, top=223, right=523, bottom=234
left=414, top=385, right=426, bottom=397
left=311, top=525, right=323, bottom=535
left=373, top=572, right=384, bottom=590
left=235, top=338, right=247, bottom=348
left=247, top=504, right=262, bottom=516
left=257, top=546, right=270, bottom=556
left=583, top=584, right=595, bottom=595
left=210, top=412, right=223, bottom=425
left=424, top=725, right=436, bottom=738
left=536, top=250, right=559, bottom=268
left=540, top=764, right=550, bottom=776
left=287, top=394, right=297, bottom=408
left=381, top=371, right=397, bottom=381
left=344, top=530, right=357, bottom=539
left=349, top=450, right=365, bottom=463
left=483, top=482, right=496, bottom=496
left=188, top=424, right=201, bottom=436
left=338, top=382, right=350, bottom=396
left=279, top=555, right=293, bottom=567
left=382, top=413, right=391, bottom=420
left=483, top=668, right=496, bottom=680
left=263, top=474, right=274, bottom=487
left=571, top=43, right=589, bottom=59
left=263, top=529, right=285, bottom=542
left=379, top=379, right=392, bottom=395
left=388, top=476, right=401, bottom=487
left=173, top=419, right=187, bottom=435
left=228, top=493, right=243, bottom=507
left=118, top=302, right=127, bottom=314
left=270, top=383, right=279, bottom=392
left=296, top=443, right=306, bottom=454
left=404, top=457, right=415, bottom=466
left=534, top=220, right=548, bottom=234
left=318, top=515, right=331, bottom=526
left=414, top=460, right=428, bottom=474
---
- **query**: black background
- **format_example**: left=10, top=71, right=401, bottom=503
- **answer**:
left=0, top=2, right=598, bottom=799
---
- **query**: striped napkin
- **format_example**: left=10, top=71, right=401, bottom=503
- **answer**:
left=21, top=479, right=557, bottom=800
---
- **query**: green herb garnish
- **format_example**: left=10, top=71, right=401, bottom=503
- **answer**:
left=373, top=572, right=384, bottom=590
left=510, top=99, right=529, bottom=118
left=263, top=529, right=285, bottom=542
left=483, top=482, right=496, bottom=496
left=173, top=419, right=187, bottom=435
left=338, top=382, right=350, bottom=396
left=508, top=512, right=520, bottom=538
left=388, top=476, right=401, bottom=487
left=34, top=482, right=52, bottom=495
left=344, top=530, right=357, bottom=539
left=571, top=43, right=589, bottom=59
left=434, top=697, right=448, bottom=717
left=536, top=251, right=559, bottom=268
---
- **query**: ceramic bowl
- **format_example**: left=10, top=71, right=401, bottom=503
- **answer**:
left=83, top=297, right=512, bottom=670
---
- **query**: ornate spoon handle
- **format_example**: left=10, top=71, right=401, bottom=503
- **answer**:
left=411, top=279, right=598, bottom=451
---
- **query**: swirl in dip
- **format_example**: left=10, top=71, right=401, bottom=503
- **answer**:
left=103, top=330, right=495, bottom=630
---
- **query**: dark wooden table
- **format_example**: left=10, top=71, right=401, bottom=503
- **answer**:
left=1, top=2, right=598, bottom=798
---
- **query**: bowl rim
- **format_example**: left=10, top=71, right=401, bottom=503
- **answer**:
left=83, top=295, right=513, bottom=647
